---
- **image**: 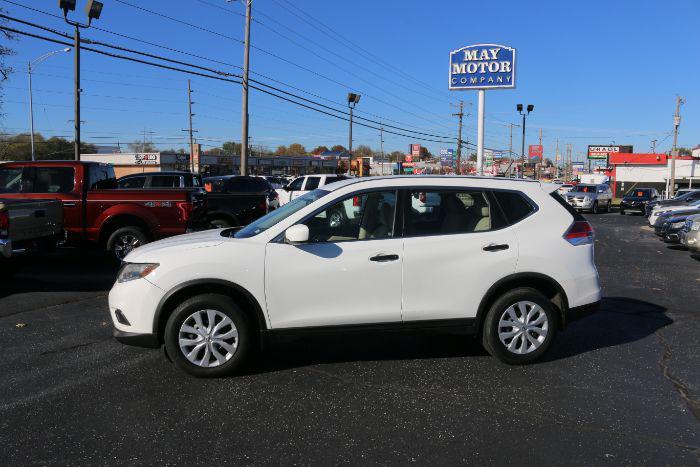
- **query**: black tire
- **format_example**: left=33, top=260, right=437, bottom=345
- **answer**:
left=619, top=208, right=625, bottom=215
left=606, top=200, right=611, bottom=212
left=209, top=218, right=232, bottom=229
left=591, top=201, right=599, bottom=214
left=164, top=293, right=252, bottom=378
left=481, top=287, right=558, bottom=365
left=0, top=258, right=19, bottom=278
left=106, top=226, right=148, bottom=262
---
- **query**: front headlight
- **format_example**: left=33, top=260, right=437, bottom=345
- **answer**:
left=117, top=263, right=159, bottom=283
left=671, top=221, right=685, bottom=229
left=692, top=222, right=700, bottom=231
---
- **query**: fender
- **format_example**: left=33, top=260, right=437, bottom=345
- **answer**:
left=92, top=204, right=160, bottom=242
left=475, top=272, right=570, bottom=327
left=153, top=278, right=268, bottom=337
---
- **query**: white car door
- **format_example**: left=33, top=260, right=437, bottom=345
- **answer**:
left=265, top=190, right=403, bottom=328
left=401, top=188, right=521, bottom=322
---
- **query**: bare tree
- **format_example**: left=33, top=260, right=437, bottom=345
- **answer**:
left=0, top=8, right=17, bottom=113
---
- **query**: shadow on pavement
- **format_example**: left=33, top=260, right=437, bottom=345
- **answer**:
left=243, top=296, right=671, bottom=374
left=0, top=248, right=119, bottom=299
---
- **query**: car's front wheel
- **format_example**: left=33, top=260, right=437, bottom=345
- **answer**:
left=164, top=293, right=252, bottom=377
left=482, top=287, right=558, bottom=365
left=591, top=201, right=599, bottom=214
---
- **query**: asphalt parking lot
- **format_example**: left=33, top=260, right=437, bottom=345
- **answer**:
left=1, top=212, right=698, bottom=464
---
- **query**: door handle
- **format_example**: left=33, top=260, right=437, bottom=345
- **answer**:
left=369, top=254, right=399, bottom=262
left=483, top=243, right=509, bottom=252
left=63, top=202, right=77, bottom=207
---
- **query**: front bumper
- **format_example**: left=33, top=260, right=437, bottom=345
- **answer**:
left=0, top=238, right=11, bottom=258
left=620, top=202, right=645, bottom=213
left=564, top=300, right=600, bottom=326
left=565, top=198, right=594, bottom=210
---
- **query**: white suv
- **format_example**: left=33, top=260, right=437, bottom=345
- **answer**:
left=109, top=176, right=601, bottom=377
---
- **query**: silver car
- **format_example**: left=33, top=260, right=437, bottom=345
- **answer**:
left=679, top=213, right=700, bottom=255
left=564, top=184, right=613, bottom=214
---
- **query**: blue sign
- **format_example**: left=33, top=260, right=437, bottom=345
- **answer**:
left=440, top=148, right=455, bottom=167
left=449, top=44, right=516, bottom=90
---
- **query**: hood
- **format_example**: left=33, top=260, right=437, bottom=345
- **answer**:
left=658, top=208, right=700, bottom=217
left=124, top=228, right=226, bottom=262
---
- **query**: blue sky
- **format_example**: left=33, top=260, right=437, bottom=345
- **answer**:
left=1, top=0, right=698, bottom=163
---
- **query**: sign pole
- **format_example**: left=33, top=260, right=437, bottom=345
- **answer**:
left=477, top=89, right=485, bottom=175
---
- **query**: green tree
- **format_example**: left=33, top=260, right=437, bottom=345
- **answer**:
left=0, top=133, right=96, bottom=161
left=678, top=147, right=692, bottom=156
left=222, top=141, right=241, bottom=154
left=388, top=151, right=404, bottom=162
left=352, top=145, right=373, bottom=158
left=311, top=145, right=329, bottom=155
left=419, top=146, right=433, bottom=161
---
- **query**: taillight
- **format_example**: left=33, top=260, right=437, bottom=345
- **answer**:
left=0, top=210, right=8, bottom=237
left=176, top=202, right=192, bottom=221
left=564, top=221, right=594, bottom=245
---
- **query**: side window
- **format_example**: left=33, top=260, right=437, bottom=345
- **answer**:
left=150, top=175, right=181, bottom=188
left=304, top=191, right=397, bottom=243
left=405, top=190, right=493, bottom=236
left=88, top=165, right=117, bottom=189
left=119, top=176, right=146, bottom=189
left=493, top=191, right=535, bottom=225
left=204, top=179, right=226, bottom=193
left=288, top=177, right=304, bottom=191
left=30, top=167, right=75, bottom=193
left=305, top=177, right=321, bottom=190
left=0, top=167, right=24, bottom=193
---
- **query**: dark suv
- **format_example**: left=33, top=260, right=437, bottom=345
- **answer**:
left=117, top=171, right=203, bottom=189
left=619, top=188, right=658, bottom=215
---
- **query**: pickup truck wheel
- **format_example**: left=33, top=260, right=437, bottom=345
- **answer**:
left=482, top=287, right=558, bottom=365
left=107, top=227, right=148, bottom=261
left=164, top=293, right=252, bottom=377
left=210, top=219, right=232, bottom=229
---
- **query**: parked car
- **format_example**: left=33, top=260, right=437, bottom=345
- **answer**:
left=118, top=171, right=203, bottom=189
left=277, top=174, right=348, bottom=206
left=619, top=188, right=659, bottom=215
left=256, top=175, right=286, bottom=190
left=563, top=183, right=612, bottom=213
left=645, top=189, right=700, bottom=217
left=557, top=184, right=574, bottom=196
left=649, top=199, right=700, bottom=227
left=679, top=214, right=700, bottom=255
left=0, top=161, right=206, bottom=260
left=109, top=176, right=601, bottom=377
left=202, top=175, right=279, bottom=228
left=0, top=198, right=63, bottom=264
left=658, top=214, right=692, bottom=243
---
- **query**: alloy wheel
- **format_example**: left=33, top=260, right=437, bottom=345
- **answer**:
left=114, top=234, right=141, bottom=260
left=178, top=309, right=239, bottom=367
left=497, top=301, right=549, bottom=355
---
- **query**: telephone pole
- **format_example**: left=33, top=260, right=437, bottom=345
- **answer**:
left=452, top=100, right=464, bottom=175
left=555, top=138, right=559, bottom=179
left=669, top=95, right=685, bottom=198
left=240, top=0, right=252, bottom=176
left=187, top=79, right=196, bottom=173
left=506, top=122, right=520, bottom=177
left=651, top=139, right=657, bottom=153
left=537, top=128, right=543, bottom=179
left=379, top=125, right=385, bottom=176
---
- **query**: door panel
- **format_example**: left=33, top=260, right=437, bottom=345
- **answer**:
left=265, top=239, right=403, bottom=328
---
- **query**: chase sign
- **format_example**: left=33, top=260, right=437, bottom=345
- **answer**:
left=449, top=44, right=516, bottom=90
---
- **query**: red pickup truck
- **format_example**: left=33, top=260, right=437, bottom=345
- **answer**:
left=0, top=161, right=205, bottom=260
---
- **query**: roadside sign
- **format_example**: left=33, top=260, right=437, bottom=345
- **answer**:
left=449, top=44, right=516, bottom=90
left=587, top=145, right=632, bottom=160
left=528, top=145, right=543, bottom=159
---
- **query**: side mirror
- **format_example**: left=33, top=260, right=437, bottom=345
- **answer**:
left=283, top=185, right=291, bottom=192
left=285, top=224, right=309, bottom=244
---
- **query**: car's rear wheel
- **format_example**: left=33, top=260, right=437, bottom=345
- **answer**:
left=619, top=207, right=625, bottom=215
left=107, top=226, right=148, bottom=261
left=482, top=287, right=558, bottom=365
left=210, top=218, right=232, bottom=229
left=164, top=293, right=252, bottom=377
left=606, top=200, right=611, bottom=212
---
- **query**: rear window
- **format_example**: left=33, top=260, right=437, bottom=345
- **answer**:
left=150, top=175, right=181, bottom=188
left=89, top=165, right=117, bottom=189
left=305, top=177, right=321, bottom=190
left=227, top=177, right=269, bottom=192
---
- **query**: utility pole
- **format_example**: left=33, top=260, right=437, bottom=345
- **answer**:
left=73, top=25, right=80, bottom=161
left=555, top=138, right=559, bottom=179
left=651, top=139, right=657, bottom=153
left=379, top=125, right=385, bottom=176
left=452, top=100, right=464, bottom=175
left=240, top=0, right=252, bottom=176
left=536, top=128, right=543, bottom=179
left=669, top=95, right=685, bottom=198
left=187, top=79, right=195, bottom=173
left=505, top=122, right=520, bottom=177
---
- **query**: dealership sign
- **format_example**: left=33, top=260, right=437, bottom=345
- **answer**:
left=449, top=44, right=516, bottom=90
left=587, top=145, right=633, bottom=160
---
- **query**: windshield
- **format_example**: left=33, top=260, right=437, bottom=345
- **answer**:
left=625, top=189, right=651, bottom=198
left=234, top=189, right=329, bottom=238
left=570, top=184, right=596, bottom=193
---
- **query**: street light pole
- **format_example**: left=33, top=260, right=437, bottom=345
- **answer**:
left=240, top=0, right=252, bottom=176
left=60, top=0, right=104, bottom=162
left=28, top=48, right=71, bottom=161
left=347, top=93, right=361, bottom=175
left=517, top=104, right=534, bottom=178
